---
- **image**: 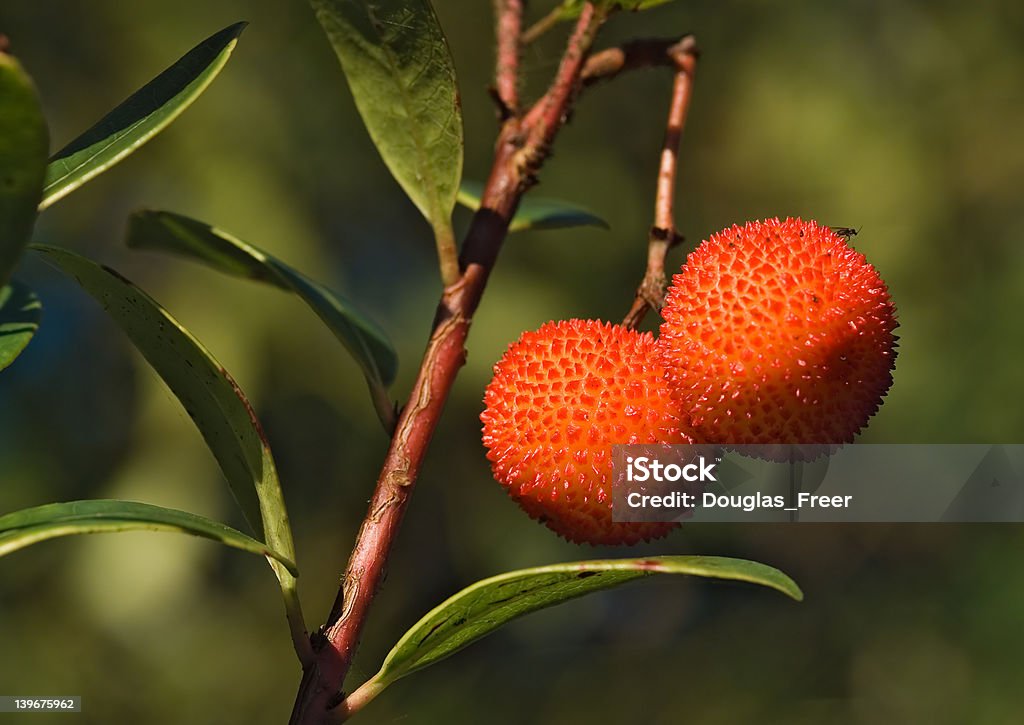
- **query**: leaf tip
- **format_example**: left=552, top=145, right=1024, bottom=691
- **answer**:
left=764, top=568, right=803, bottom=602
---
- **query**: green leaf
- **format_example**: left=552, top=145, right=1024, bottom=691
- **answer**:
left=33, top=244, right=308, bottom=659
left=39, top=22, right=246, bottom=210
left=0, top=499, right=296, bottom=573
left=125, top=209, right=398, bottom=430
left=32, top=245, right=293, bottom=555
left=372, top=556, right=801, bottom=688
left=457, top=180, right=609, bottom=233
left=557, top=0, right=676, bottom=20
left=0, top=52, right=49, bottom=287
left=0, top=280, right=42, bottom=372
left=310, top=0, right=463, bottom=246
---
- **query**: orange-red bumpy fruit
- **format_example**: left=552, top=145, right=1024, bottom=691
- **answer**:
left=482, top=319, right=693, bottom=545
left=659, top=217, right=898, bottom=449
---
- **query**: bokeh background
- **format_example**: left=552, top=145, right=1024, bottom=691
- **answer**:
left=2, top=0, right=1024, bottom=723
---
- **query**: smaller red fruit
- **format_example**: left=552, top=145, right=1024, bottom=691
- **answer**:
left=482, top=319, right=693, bottom=545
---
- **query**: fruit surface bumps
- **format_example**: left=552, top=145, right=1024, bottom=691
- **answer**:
left=482, top=319, right=691, bottom=545
left=659, top=217, right=898, bottom=448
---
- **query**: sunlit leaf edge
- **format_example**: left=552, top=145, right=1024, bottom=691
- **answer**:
left=0, top=499, right=297, bottom=574
left=39, top=22, right=247, bottom=210
left=373, top=555, right=802, bottom=686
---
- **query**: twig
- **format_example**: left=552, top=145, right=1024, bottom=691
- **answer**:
left=521, top=5, right=564, bottom=45
left=494, top=0, right=523, bottom=114
left=521, top=6, right=605, bottom=159
left=654, top=38, right=698, bottom=234
left=623, top=36, right=698, bottom=330
left=581, top=37, right=684, bottom=87
left=289, top=8, right=603, bottom=724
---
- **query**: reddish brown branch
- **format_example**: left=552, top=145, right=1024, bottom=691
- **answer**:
left=522, top=4, right=603, bottom=154
left=289, top=135, right=523, bottom=725
left=654, top=37, right=698, bottom=232
left=289, top=9, right=604, bottom=724
left=493, top=0, right=523, bottom=114
left=623, top=36, right=699, bottom=330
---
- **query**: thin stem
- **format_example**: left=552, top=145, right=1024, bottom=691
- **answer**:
left=288, top=10, right=603, bottom=723
left=522, top=4, right=603, bottom=153
left=432, top=218, right=460, bottom=287
left=654, top=38, right=697, bottom=232
left=494, top=0, right=523, bottom=113
left=623, top=36, right=698, bottom=329
left=277, top=571, right=315, bottom=668
left=521, top=5, right=564, bottom=45
left=335, top=678, right=386, bottom=723
left=621, top=229, right=673, bottom=330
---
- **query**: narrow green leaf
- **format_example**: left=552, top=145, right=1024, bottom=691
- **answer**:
left=310, top=0, right=463, bottom=242
left=33, top=245, right=308, bottom=659
left=125, top=209, right=398, bottom=429
left=457, top=180, right=609, bottom=233
left=39, top=22, right=246, bottom=210
left=0, top=499, right=296, bottom=573
left=32, top=245, right=293, bottom=555
left=0, top=280, right=42, bottom=372
left=372, top=556, right=801, bottom=688
left=0, top=53, right=49, bottom=287
left=558, top=0, right=676, bottom=20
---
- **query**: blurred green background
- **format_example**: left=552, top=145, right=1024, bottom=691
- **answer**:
left=2, top=0, right=1023, bottom=723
